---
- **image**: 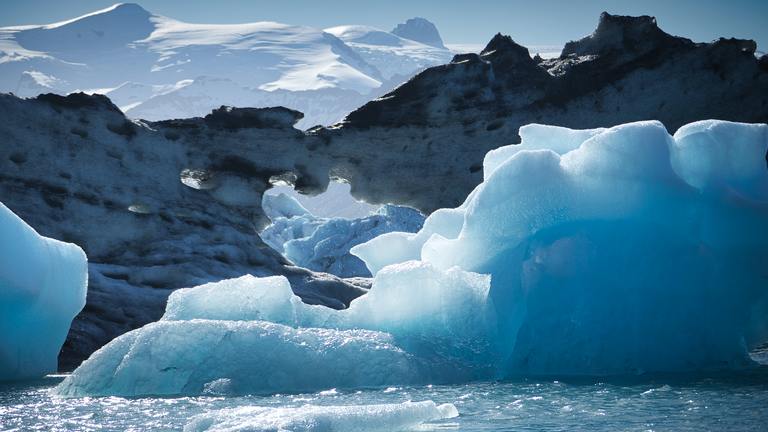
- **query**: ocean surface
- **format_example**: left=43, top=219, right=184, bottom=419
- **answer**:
left=2, top=368, right=768, bottom=431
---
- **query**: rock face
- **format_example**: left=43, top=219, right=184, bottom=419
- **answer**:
left=0, top=12, right=767, bottom=369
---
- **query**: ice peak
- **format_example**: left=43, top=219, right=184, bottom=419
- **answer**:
left=391, top=17, right=445, bottom=49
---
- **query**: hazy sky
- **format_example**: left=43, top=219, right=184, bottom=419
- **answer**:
left=1, top=0, right=766, bottom=50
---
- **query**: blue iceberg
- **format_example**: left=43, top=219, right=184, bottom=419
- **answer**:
left=58, top=120, right=768, bottom=396
left=1, top=202, right=87, bottom=380
left=355, top=119, right=768, bottom=376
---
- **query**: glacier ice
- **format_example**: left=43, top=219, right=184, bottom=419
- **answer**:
left=58, top=120, right=768, bottom=396
left=283, top=205, right=425, bottom=277
left=162, top=276, right=310, bottom=324
left=265, top=182, right=379, bottom=219
left=164, top=269, right=492, bottom=347
left=262, top=192, right=313, bottom=220
left=349, top=207, right=464, bottom=276
left=260, top=214, right=324, bottom=255
left=58, top=266, right=491, bottom=396
left=0, top=202, right=87, bottom=380
left=356, top=119, right=768, bottom=375
left=56, top=319, right=419, bottom=397
left=261, top=194, right=425, bottom=277
left=184, top=401, right=458, bottom=432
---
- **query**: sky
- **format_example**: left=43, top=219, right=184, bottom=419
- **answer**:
left=0, top=0, right=766, bottom=51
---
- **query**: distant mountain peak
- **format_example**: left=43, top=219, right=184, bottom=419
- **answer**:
left=44, top=2, right=152, bottom=29
left=15, top=2, right=156, bottom=55
left=105, top=2, right=149, bottom=13
left=391, top=17, right=445, bottom=49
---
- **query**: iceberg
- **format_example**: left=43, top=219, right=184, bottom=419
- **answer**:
left=55, top=319, right=418, bottom=397
left=262, top=192, right=313, bottom=221
left=0, top=202, right=87, bottom=380
left=356, top=119, right=768, bottom=375
left=58, top=267, right=491, bottom=396
left=58, top=120, right=768, bottom=396
left=261, top=195, right=425, bottom=277
left=184, top=400, right=458, bottom=432
left=260, top=214, right=324, bottom=255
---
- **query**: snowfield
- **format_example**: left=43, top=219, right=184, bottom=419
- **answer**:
left=326, top=24, right=451, bottom=80
left=0, top=3, right=453, bottom=128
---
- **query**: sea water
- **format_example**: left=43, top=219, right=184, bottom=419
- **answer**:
left=3, top=367, right=768, bottom=431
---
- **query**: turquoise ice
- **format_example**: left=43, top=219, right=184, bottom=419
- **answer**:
left=58, top=120, right=768, bottom=396
left=1, top=202, right=87, bottom=380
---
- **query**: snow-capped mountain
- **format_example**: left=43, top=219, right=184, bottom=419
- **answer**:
left=326, top=24, right=451, bottom=80
left=0, top=3, right=452, bottom=128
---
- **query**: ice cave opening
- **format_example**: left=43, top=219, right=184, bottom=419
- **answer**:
left=258, top=179, right=427, bottom=278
